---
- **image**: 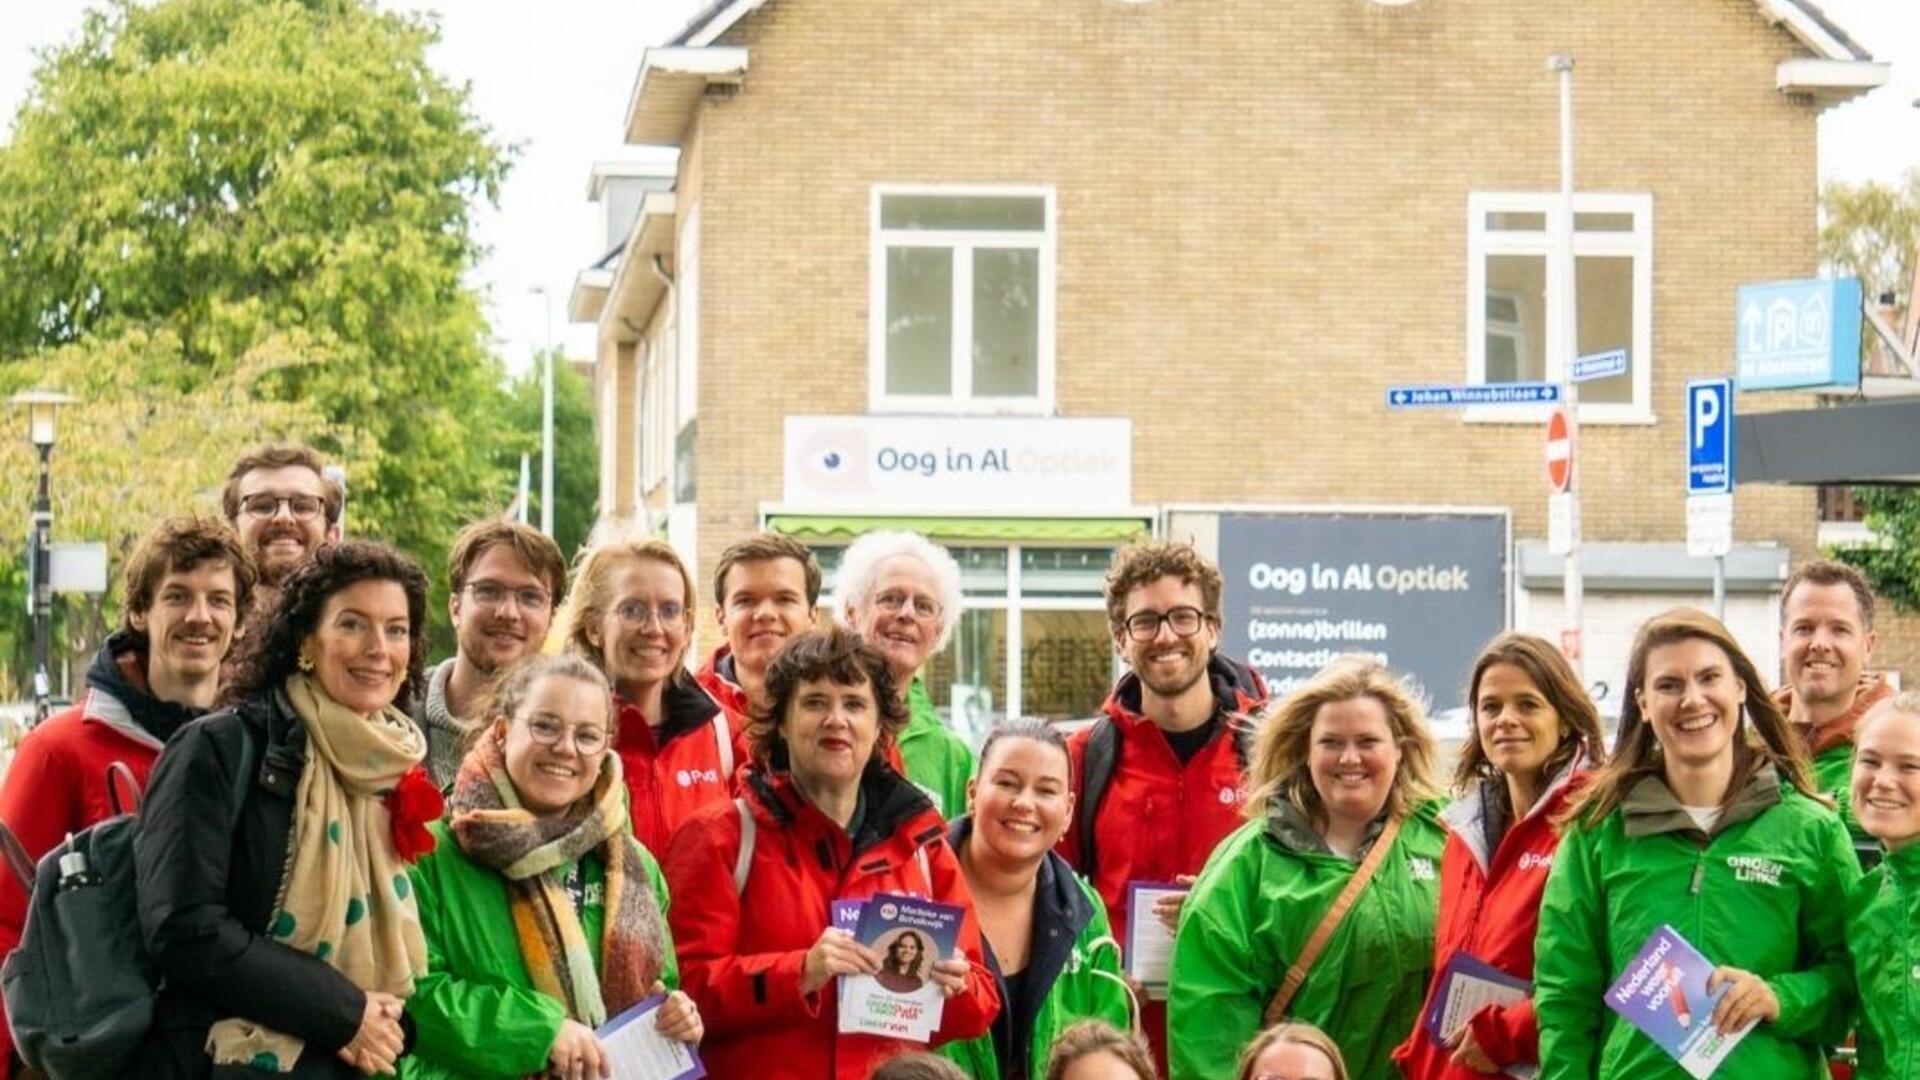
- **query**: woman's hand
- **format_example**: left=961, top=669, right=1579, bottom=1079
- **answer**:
left=649, top=980, right=703, bottom=1045
left=547, top=1018, right=610, bottom=1079
left=334, top=991, right=405, bottom=1076
left=1447, top=1025, right=1500, bottom=1074
left=929, top=948, right=969, bottom=999
left=800, top=926, right=879, bottom=995
left=1153, top=874, right=1199, bottom=935
left=1707, top=966, right=1780, bottom=1035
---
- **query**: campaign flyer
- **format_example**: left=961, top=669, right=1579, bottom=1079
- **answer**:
left=838, top=892, right=961, bottom=1042
left=1603, top=924, right=1754, bottom=1079
left=1124, top=881, right=1187, bottom=999
left=596, top=993, right=705, bottom=1080
left=831, top=899, right=865, bottom=1011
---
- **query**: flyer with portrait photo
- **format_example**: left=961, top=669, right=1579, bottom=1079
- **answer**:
left=1604, top=924, right=1755, bottom=1079
left=837, top=892, right=961, bottom=1042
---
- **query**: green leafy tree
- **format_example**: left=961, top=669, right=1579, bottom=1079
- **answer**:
left=1819, top=169, right=1920, bottom=609
left=0, top=0, right=520, bottom=671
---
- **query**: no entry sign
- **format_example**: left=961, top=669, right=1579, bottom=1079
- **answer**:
left=1545, top=407, right=1572, bottom=492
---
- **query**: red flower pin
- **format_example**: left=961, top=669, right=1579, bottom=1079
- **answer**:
left=386, top=766, right=444, bottom=863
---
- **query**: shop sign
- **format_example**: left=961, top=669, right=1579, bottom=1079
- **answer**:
left=782, top=415, right=1131, bottom=514
left=1218, top=510, right=1507, bottom=706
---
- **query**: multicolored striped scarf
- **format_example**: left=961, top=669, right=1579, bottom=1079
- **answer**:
left=447, top=730, right=666, bottom=1027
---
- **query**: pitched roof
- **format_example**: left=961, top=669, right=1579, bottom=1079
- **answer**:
left=667, top=0, right=1872, bottom=61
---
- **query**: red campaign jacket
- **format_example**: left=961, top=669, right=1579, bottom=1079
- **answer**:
left=613, top=677, right=742, bottom=858
left=695, top=646, right=758, bottom=777
left=1057, top=654, right=1268, bottom=937
left=1392, top=757, right=1592, bottom=1079
left=662, top=767, right=1000, bottom=1080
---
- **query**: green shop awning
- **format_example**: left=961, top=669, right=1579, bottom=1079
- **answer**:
left=765, top=514, right=1151, bottom=544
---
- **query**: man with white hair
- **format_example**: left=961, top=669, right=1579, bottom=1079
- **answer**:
left=834, top=530, right=974, bottom=816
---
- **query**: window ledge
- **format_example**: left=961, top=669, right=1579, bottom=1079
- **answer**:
left=1462, top=404, right=1656, bottom=426
left=869, top=397, right=1054, bottom=417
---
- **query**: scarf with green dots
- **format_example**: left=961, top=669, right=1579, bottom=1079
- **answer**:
left=208, top=673, right=430, bottom=1073
left=447, top=729, right=666, bottom=1028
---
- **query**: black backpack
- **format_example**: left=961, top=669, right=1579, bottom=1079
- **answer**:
left=2, top=735, right=257, bottom=1079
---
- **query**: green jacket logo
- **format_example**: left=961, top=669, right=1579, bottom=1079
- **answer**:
left=1726, top=855, right=1784, bottom=886
left=1407, top=856, right=1436, bottom=882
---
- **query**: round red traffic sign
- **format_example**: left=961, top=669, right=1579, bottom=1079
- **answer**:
left=1545, top=407, right=1572, bottom=492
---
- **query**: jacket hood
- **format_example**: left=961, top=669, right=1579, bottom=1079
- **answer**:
left=614, top=676, right=723, bottom=751
left=1774, top=674, right=1895, bottom=758
left=1102, top=652, right=1270, bottom=728
left=1622, top=763, right=1782, bottom=840
left=83, top=629, right=206, bottom=748
left=745, top=759, right=942, bottom=863
left=1440, top=746, right=1595, bottom=876
left=1263, top=797, right=1388, bottom=861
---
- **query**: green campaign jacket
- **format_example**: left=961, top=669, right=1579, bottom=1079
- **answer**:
left=399, top=821, right=680, bottom=1080
left=936, top=835, right=1133, bottom=1080
left=1534, top=767, right=1858, bottom=1080
left=898, top=677, right=975, bottom=818
left=1847, top=841, right=1920, bottom=1078
left=1166, top=799, right=1445, bottom=1080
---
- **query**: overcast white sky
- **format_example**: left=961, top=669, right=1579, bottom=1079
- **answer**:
left=3, top=0, right=1917, bottom=377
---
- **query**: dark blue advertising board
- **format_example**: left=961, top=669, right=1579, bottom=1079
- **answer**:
left=1217, top=511, right=1508, bottom=710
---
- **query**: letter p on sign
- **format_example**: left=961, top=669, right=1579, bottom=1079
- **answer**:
left=1692, top=391, right=1719, bottom=450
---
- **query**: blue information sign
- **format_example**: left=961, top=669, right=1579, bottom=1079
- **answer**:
left=1571, top=348, right=1628, bottom=383
left=1686, top=378, right=1733, bottom=495
left=1734, top=277, right=1862, bottom=390
left=1386, top=382, right=1562, bottom=409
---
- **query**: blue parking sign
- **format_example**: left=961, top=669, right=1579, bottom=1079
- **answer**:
left=1686, top=379, right=1733, bottom=495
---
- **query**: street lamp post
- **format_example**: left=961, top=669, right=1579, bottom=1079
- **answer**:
left=10, top=390, right=74, bottom=721
left=531, top=285, right=556, bottom=538
left=1549, top=53, right=1585, bottom=679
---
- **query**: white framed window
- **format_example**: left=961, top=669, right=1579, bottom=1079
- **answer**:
left=1466, top=192, right=1654, bottom=423
left=869, top=185, right=1056, bottom=414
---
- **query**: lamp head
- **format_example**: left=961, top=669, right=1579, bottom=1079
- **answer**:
left=8, top=390, right=75, bottom=448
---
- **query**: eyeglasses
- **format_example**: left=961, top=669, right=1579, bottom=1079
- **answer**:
left=466, top=581, right=552, bottom=612
left=239, top=493, right=326, bottom=521
left=611, top=599, right=685, bottom=628
left=1123, top=605, right=1211, bottom=642
left=873, top=589, right=941, bottom=621
left=523, top=716, right=608, bottom=755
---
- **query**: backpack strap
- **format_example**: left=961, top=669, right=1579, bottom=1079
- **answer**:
left=105, top=761, right=143, bottom=817
left=713, top=713, right=734, bottom=781
left=1262, top=814, right=1404, bottom=1025
left=1075, top=718, right=1120, bottom=876
left=732, top=798, right=755, bottom=897
left=0, top=822, right=33, bottom=893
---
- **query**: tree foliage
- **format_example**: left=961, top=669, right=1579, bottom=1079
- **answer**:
left=1819, top=169, right=1920, bottom=611
left=0, top=0, right=523, bottom=675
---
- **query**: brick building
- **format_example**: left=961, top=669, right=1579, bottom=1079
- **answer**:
left=572, top=0, right=1909, bottom=737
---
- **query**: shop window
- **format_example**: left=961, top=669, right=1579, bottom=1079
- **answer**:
left=1466, top=193, right=1653, bottom=423
left=870, top=187, right=1055, bottom=414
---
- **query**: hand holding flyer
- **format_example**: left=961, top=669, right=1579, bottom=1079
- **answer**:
left=1124, top=881, right=1188, bottom=999
left=1603, top=925, right=1756, bottom=1079
left=838, top=893, right=963, bottom=1042
left=596, top=995, right=706, bottom=1080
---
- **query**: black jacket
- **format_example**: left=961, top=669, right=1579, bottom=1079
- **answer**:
left=132, top=690, right=377, bottom=1079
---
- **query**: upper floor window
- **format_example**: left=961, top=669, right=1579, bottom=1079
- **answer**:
left=1466, top=192, right=1654, bottom=423
left=870, top=186, right=1055, bottom=414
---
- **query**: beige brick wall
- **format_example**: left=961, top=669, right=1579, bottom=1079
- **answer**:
left=641, top=0, right=1900, bottom=677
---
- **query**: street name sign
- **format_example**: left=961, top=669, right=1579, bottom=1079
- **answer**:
left=1735, top=277, right=1862, bottom=390
left=1685, top=378, right=1733, bottom=496
left=1385, top=382, right=1562, bottom=409
left=1571, top=348, right=1628, bottom=383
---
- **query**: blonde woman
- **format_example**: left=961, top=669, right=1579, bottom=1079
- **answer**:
left=1168, top=656, right=1443, bottom=1080
left=1238, top=1022, right=1348, bottom=1080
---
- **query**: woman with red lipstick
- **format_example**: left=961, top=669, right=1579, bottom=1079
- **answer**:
left=559, top=534, right=736, bottom=856
left=133, top=542, right=442, bottom=1078
left=1534, top=608, right=1859, bottom=1079
left=1392, top=633, right=1605, bottom=1079
left=662, top=627, right=999, bottom=1079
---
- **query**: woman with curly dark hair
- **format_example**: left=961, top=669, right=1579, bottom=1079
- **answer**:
left=134, top=540, right=445, bottom=1078
left=661, top=626, right=999, bottom=1078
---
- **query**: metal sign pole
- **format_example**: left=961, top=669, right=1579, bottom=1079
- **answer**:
left=1551, top=53, right=1583, bottom=676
